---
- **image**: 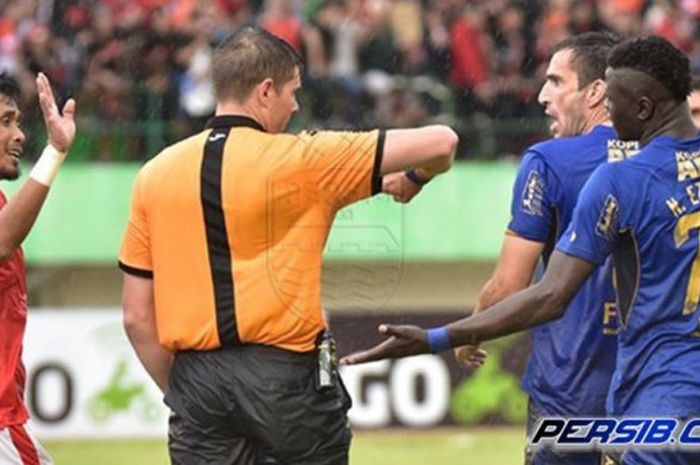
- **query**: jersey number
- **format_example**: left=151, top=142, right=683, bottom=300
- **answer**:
left=674, top=211, right=700, bottom=315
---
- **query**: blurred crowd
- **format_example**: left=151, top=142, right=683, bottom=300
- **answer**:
left=3, top=0, right=700, bottom=160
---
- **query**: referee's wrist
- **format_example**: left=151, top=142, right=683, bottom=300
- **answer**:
left=426, top=326, right=452, bottom=353
left=405, top=169, right=432, bottom=186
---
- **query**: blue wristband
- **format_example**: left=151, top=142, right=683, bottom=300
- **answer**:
left=426, top=326, right=451, bottom=353
left=405, top=169, right=431, bottom=185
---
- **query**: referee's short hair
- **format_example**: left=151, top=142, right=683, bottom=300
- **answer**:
left=212, top=27, right=303, bottom=103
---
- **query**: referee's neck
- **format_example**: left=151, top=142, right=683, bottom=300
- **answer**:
left=215, top=102, right=265, bottom=130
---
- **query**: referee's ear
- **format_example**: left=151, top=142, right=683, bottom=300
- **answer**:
left=258, top=78, right=274, bottom=107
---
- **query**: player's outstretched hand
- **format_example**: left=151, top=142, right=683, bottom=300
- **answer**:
left=340, top=324, right=429, bottom=365
left=383, top=172, right=423, bottom=203
left=453, top=345, right=488, bottom=371
left=36, top=72, right=76, bottom=153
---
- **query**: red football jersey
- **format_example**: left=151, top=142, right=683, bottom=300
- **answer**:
left=0, top=190, right=29, bottom=427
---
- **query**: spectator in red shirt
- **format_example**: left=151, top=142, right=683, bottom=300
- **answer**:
left=261, top=0, right=303, bottom=52
left=450, top=4, right=492, bottom=117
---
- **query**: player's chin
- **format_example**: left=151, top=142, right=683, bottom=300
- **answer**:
left=0, top=165, right=20, bottom=181
left=547, top=122, right=563, bottom=138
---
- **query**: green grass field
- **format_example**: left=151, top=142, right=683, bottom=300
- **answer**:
left=44, top=427, right=524, bottom=465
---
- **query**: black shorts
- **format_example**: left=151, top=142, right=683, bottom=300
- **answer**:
left=165, top=344, right=352, bottom=465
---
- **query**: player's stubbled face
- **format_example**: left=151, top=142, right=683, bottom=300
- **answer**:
left=604, top=68, right=641, bottom=142
left=0, top=96, right=25, bottom=181
left=538, top=48, right=588, bottom=138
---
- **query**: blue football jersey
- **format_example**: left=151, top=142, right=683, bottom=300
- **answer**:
left=509, top=125, right=638, bottom=416
left=558, top=133, right=700, bottom=416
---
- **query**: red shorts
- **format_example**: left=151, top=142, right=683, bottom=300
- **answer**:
left=0, top=424, right=52, bottom=465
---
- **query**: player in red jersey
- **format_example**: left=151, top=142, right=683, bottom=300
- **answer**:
left=0, top=72, right=75, bottom=465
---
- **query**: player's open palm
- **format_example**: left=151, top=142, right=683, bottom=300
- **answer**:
left=340, top=324, right=428, bottom=365
left=36, top=72, right=76, bottom=153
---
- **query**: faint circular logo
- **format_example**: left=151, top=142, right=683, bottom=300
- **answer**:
left=265, top=148, right=404, bottom=319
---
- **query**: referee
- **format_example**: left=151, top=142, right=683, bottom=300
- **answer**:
left=119, top=27, right=457, bottom=465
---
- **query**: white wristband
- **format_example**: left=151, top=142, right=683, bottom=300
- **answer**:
left=29, top=144, right=67, bottom=187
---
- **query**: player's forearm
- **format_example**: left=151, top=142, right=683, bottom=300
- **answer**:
left=474, top=279, right=516, bottom=314
left=446, top=252, right=594, bottom=345
left=0, top=179, right=49, bottom=259
left=0, top=142, right=70, bottom=259
left=447, top=281, right=568, bottom=346
left=473, top=274, right=532, bottom=315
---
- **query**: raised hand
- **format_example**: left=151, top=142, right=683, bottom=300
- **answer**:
left=340, top=324, right=429, bottom=365
left=36, top=72, right=76, bottom=153
left=453, top=345, right=488, bottom=370
left=382, top=172, right=423, bottom=203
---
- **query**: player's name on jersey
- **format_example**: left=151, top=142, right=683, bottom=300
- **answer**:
left=530, top=418, right=700, bottom=450
left=664, top=180, right=700, bottom=218
left=676, top=150, right=700, bottom=181
left=607, top=139, right=640, bottom=162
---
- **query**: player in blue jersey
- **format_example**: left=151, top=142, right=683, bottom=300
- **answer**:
left=342, top=36, right=700, bottom=465
left=452, top=31, right=627, bottom=465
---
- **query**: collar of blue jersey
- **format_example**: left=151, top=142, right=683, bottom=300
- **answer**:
left=206, top=115, right=266, bottom=132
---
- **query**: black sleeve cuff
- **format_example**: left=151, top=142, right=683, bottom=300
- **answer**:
left=118, top=261, right=154, bottom=279
left=371, top=129, right=385, bottom=196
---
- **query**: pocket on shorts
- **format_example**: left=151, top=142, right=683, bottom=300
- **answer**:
left=165, top=352, right=230, bottom=427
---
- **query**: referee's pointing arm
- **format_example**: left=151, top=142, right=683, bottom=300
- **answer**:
left=380, top=126, right=458, bottom=203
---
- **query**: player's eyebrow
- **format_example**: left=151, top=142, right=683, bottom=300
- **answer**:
left=0, top=106, right=21, bottom=120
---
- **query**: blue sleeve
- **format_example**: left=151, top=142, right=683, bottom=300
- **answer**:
left=507, top=151, right=560, bottom=242
left=556, top=164, right=619, bottom=265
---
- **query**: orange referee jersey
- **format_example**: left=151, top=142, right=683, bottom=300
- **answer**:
left=119, top=116, right=384, bottom=352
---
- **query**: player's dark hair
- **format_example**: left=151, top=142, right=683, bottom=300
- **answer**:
left=212, top=27, right=304, bottom=103
left=0, top=73, right=20, bottom=103
left=608, top=36, right=691, bottom=103
left=553, top=31, right=620, bottom=88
